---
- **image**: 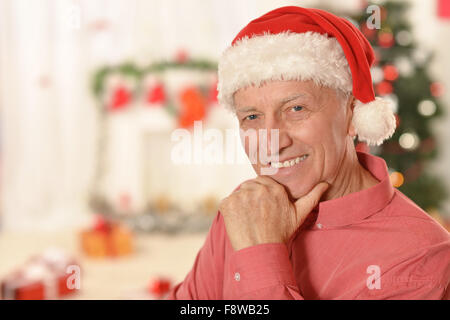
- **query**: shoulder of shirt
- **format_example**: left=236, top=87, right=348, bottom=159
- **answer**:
left=373, top=189, right=450, bottom=246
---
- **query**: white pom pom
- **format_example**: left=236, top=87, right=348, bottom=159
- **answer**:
left=352, top=97, right=397, bottom=146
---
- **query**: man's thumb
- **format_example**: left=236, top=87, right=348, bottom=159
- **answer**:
left=294, top=182, right=330, bottom=222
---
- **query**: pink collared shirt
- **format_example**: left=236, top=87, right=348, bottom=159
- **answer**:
left=167, top=152, right=450, bottom=300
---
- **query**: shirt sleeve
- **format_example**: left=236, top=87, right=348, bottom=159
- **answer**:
left=226, top=243, right=304, bottom=300
left=166, top=212, right=226, bottom=300
left=166, top=210, right=305, bottom=300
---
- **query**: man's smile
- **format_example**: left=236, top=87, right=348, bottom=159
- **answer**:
left=269, top=154, right=309, bottom=168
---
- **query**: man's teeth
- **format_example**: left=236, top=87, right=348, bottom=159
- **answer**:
left=270, top=155, right=308, bottom=168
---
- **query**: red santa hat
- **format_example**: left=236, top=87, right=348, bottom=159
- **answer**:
left=217, top=6, right=396, bottom=146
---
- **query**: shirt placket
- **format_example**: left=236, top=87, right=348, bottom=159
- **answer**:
left=287, top=211, right=318, bottom=257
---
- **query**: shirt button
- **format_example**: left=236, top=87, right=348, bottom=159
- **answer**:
left=316, top=223, right=323, bottom=229
left=234, top=272, right=240, bottom=281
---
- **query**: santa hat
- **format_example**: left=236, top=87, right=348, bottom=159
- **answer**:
left=217, top=6, right=396, bottom=146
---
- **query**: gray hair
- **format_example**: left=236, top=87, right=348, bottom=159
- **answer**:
left=336, top=89, right=352, bottom=108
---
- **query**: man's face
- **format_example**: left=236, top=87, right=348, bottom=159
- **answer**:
left=234, top=80, right=353, bottom=200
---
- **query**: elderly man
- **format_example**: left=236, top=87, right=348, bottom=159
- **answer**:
left=167, top=6, right=450, bottom=299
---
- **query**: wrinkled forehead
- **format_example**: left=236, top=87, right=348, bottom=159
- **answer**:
left=233, top=79, right=345, bottom=111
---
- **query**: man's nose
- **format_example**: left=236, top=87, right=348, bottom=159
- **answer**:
left=264, top=119, right=292, bottom=159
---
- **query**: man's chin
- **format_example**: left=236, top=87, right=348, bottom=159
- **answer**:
left=284, top=184, right=314, bottom=201
left=256, top=169, right=316, bottom=200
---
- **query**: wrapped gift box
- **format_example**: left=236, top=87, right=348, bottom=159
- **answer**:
left=1, top=248, right=80, bottom=300
left=80, top=216, right=133, bottom=258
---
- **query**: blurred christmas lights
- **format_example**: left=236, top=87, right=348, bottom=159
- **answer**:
left=417, top=100, right=437, bottom=117
left=399, top=132, right=420, bottom=150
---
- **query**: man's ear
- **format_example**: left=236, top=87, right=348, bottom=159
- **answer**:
left=347, top=95, right=357, bottom=138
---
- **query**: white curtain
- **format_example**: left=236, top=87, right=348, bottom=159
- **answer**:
left=0, top=0, right=96, bottom=230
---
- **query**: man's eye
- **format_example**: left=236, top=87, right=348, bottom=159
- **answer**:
left=245, top=114, right=258, bottom=121
left=291, top=105, right=304, bottom=112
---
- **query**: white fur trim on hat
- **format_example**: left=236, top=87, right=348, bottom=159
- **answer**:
left=217, top=31, right=352, bottom=111
left=352, top=97, right=397, bottom=146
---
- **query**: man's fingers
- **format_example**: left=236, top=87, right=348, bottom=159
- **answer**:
left=252, top=175, right=285, bottom=191
left=238, top=176, right=280, bottom=191
left=232, top=179, right=258, bottom=193
left=294, top=182, right=330, bottom=222
left=238, top=180, right=259, bottom=191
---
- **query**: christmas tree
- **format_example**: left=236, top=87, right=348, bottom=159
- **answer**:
left=352, top=1, right=447, bottom=214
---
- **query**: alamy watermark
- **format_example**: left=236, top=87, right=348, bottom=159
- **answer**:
left=366, top=265, right=381, bottom=290
left=366, top=5, right=381, bottom=30
left=62, top=3, right=81, bottom=30
left=170, top=121, right=280, bottom=175
left=66, top=264, right=81, bottom=290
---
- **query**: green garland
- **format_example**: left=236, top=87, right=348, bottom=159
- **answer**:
left=91, top=59, right=218, bottom=101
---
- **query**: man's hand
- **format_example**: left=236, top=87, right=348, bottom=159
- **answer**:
left=219, top=176, right=329, bottom=251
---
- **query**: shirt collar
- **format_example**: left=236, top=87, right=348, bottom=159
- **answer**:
left=310, top=151, right=395, bottom=228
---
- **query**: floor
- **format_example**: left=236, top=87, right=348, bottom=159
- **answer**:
left=0, top=229, right=207, bottom=299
